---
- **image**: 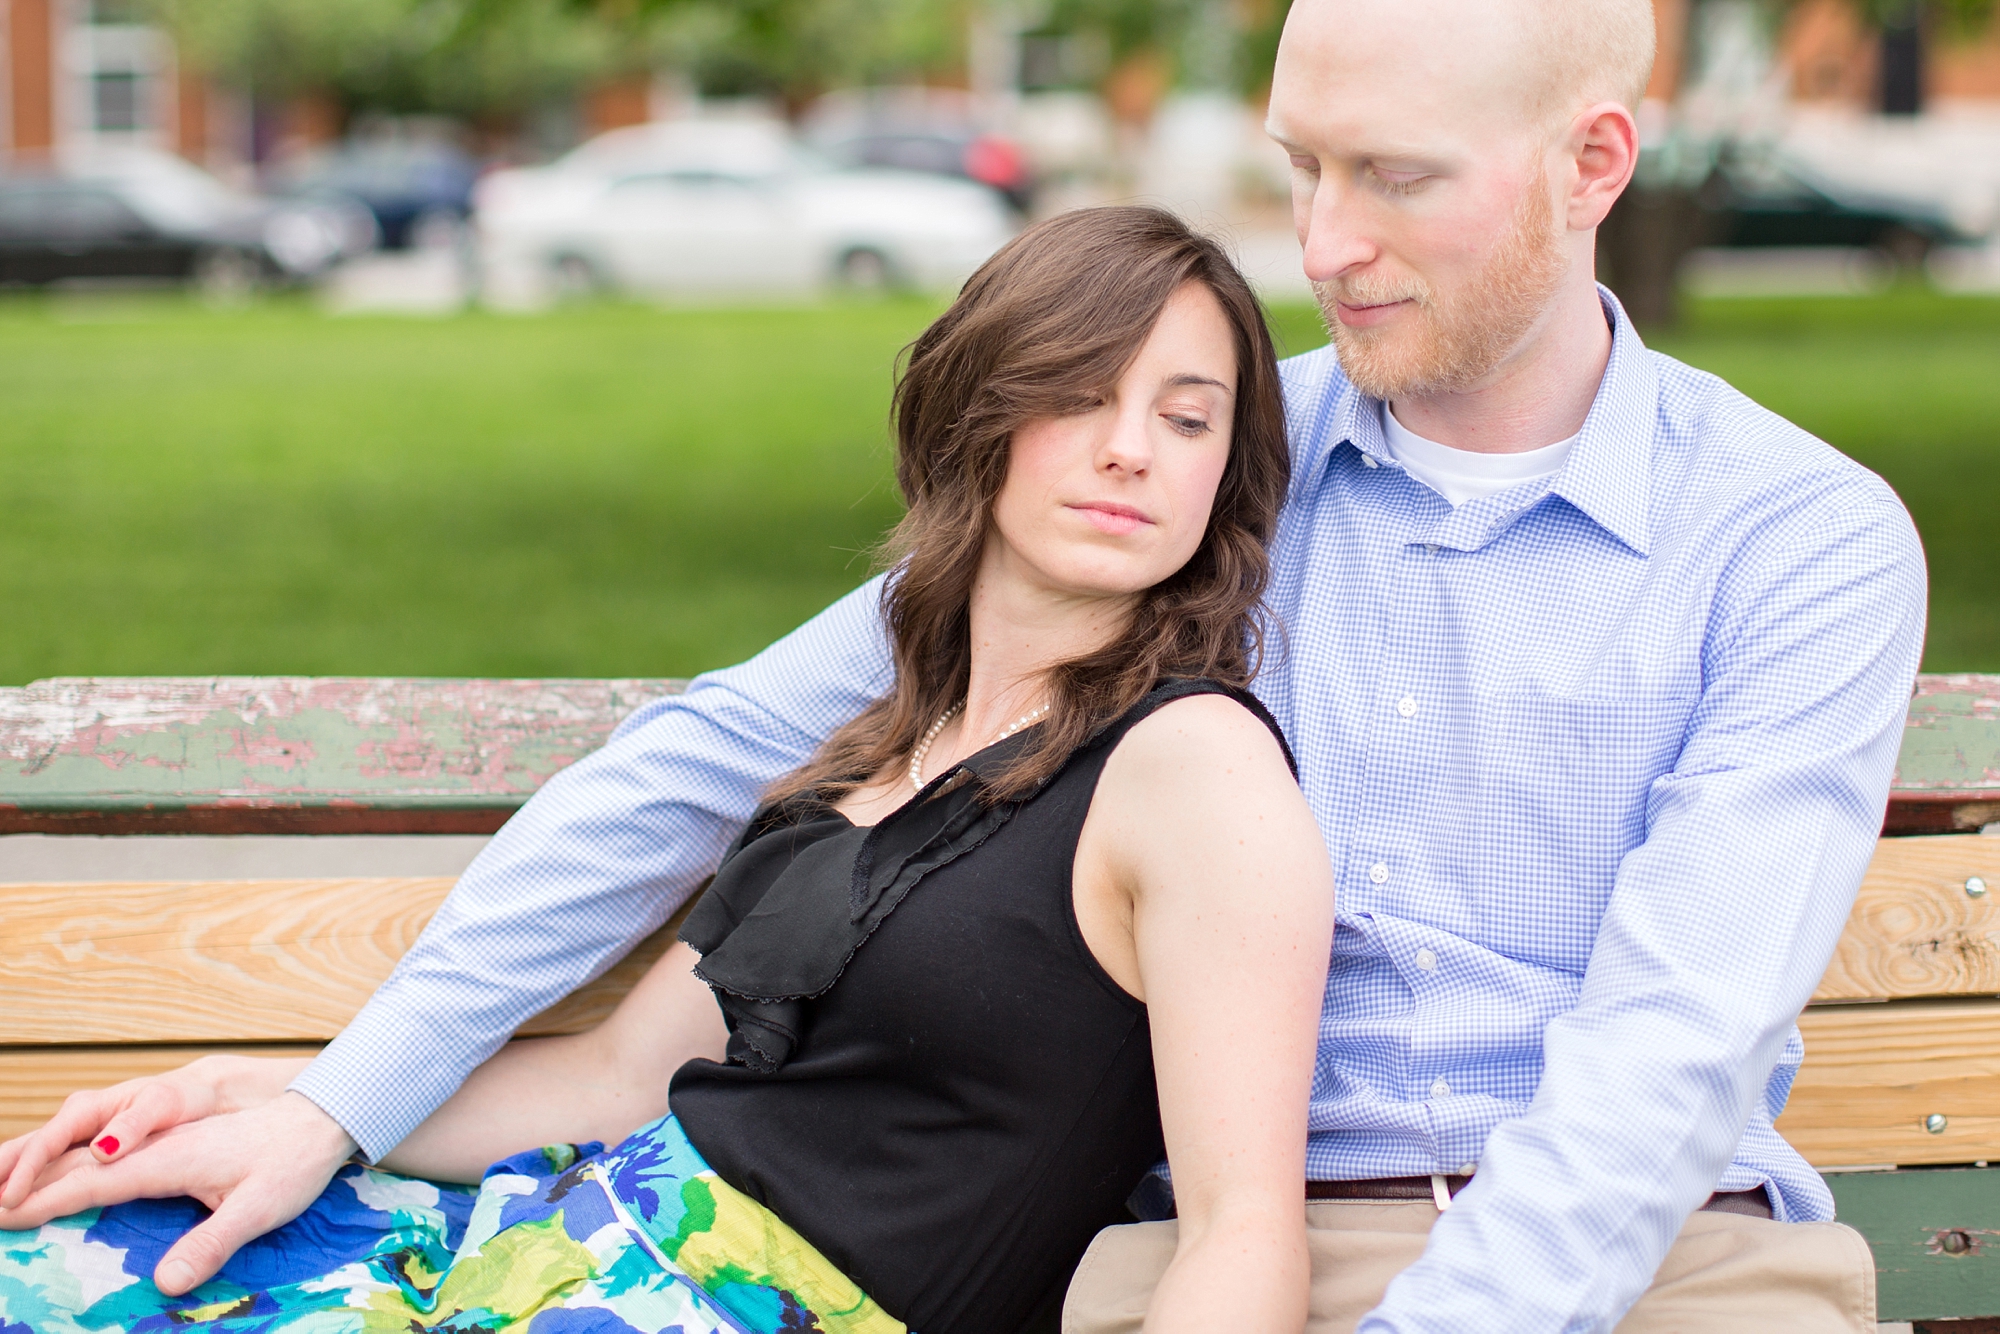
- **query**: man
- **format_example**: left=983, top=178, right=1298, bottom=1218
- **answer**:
left=0, top=0, right=1924, bottom=1328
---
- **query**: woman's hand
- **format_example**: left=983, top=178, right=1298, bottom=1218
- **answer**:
left=1078, top=694, right=1334, bottom=1334
left=0, top=1090, right=358, bottom=1298
left=0, top=1054, right=307, bottom=1212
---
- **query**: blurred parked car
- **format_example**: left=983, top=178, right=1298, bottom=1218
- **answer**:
left=1699, top=146, right=1978, bottom=269
left=0, top=149, right=375, bottom=292
left=476, top=119, right=1016, bottom=300
left=269, top=139, right=479, bottom=249
left=804, top=89, right=1032, bottom=213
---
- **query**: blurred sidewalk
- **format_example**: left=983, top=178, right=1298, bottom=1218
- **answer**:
left=321, top=248, right=473, bottom=316
left=1685, top=242, right=2000, bottom=297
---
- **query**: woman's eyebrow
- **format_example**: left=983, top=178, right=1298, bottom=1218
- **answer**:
left=1164, top=373, right=1232, bottom=391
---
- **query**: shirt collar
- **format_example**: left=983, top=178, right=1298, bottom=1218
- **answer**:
left=1303, top=284, right=1656, bottom=557
left=1547, top=287, right=1655, bottom=557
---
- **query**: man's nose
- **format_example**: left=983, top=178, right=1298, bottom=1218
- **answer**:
left=1300, top=180, right=1378, bottom=283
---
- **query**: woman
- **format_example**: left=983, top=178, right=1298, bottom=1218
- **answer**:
left=0, top=206, right=1334, bottom=1334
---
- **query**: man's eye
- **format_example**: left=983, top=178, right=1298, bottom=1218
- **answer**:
left=1369, top=169, right=1429, bottom=195
left=1288, top=155, right=1320, bottom=174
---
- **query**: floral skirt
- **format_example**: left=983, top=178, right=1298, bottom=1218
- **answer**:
left=0, top=1114, right=905, bottom=1334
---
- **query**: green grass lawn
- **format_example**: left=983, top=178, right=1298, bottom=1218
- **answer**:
left=1, top=287, right=1995, bottom=685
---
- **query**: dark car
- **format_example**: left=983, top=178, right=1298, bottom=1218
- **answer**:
left=0, top=155, right=374, bottom=291
left=1698, top=148, right=1973, bottom=269
left=270, top=140, right=480, bottom=249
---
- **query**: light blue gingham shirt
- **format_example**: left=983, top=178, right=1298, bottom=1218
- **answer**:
left=294, top=289, right=1927, bottom=1332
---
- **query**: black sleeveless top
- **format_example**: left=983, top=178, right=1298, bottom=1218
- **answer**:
left=669, top=679, right=1294, bottom=1334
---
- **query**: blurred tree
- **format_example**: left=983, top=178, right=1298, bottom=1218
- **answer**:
left=1030, top=0, right=1288, bottom=97
left=634, top=0, right=963, bottom=99
left=149, top=0, right=618, bottom=120
left=148, top=0, right=1303, bottom=131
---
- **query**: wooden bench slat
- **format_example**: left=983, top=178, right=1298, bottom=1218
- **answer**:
left=0, top=677, right=683, bottom=835
left=1779, top=998, right=2000, bottom=1167
left=0, top=878, right=678, bottom=1045
left=0, top=1045, right=323, bottom=1143
left=1812, top=834, right=2000, bottom=1003
left=0, top=671, right=1992, bottom=834
left=1887, top=675, right=2000, bottom=834
left=1826, top=1166, right=2000, bottom=1322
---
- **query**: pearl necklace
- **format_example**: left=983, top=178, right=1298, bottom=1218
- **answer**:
left=908, top=699, right=1052, bottom=791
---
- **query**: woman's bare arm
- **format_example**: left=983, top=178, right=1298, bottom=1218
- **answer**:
left=1078, top=694, right=1333, bottom=1334
left=378, top=941, right=729, bottom=1180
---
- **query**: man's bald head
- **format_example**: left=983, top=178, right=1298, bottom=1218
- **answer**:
left=1276, top=0, right=1656, bottom=137
left=1522, top=0, right=1657, bottom=124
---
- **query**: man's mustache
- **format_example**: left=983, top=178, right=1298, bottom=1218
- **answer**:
left=1313, top=275, right=1434, bottom=311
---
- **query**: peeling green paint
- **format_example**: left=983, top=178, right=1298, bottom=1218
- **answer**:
left=0, top=677, right=683, bottom=813
left=1828, top=1165, right=2000, bottom=1321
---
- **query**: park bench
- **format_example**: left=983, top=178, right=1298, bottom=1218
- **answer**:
left=5, top=673, right=2000, bottom=1330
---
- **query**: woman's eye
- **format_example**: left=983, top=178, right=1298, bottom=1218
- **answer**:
left=1165, top=415, right=1211, bottom=437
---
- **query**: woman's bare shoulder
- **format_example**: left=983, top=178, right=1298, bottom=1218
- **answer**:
left=1099, top=691, right=1298, bottom=816
left=1117, top=692, right=1291, bottom=774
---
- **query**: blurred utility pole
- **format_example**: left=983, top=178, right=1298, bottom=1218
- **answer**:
left=1878, top=0, right=1925, bottom=112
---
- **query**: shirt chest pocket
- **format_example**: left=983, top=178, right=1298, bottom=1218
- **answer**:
left=1469, top=693, right=1694, bottom=964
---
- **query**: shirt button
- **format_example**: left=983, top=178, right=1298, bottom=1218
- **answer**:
left=1369, top=862, right=1389, bottom=884
left=1459, top=1163, right=1477, bottom=1175
left=1415, top=948, right=1437, bottom=972
left=1425, top=544, right=1440, bottom=555
left=1397, top=696, right=1418, bottom=718
left=1362, top=455, right=1380, bottom=469
left=1430, top=1079, right=1452, bottom=1099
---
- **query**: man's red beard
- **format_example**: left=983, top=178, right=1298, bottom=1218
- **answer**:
left=1314, top=177, right=1569, bottom=401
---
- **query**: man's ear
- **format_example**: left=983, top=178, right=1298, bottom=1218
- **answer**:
left=1565, top=102, right=1639, bottom=231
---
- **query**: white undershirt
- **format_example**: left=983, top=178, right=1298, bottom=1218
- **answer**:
left=1380, top=403, right=1577, bottom=508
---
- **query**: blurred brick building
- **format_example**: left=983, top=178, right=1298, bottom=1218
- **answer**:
left=1780, top=0, right=2000, bottom=110
left=1, top=0, right=228, bottom=164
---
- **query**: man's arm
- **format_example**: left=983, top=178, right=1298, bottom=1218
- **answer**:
left=288, top=573, right=892, bottom=1160
left=1362, top=478, right=1927, bottom=1332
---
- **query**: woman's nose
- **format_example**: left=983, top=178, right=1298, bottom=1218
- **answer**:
left=1098, top=411, right=1154, bottom=474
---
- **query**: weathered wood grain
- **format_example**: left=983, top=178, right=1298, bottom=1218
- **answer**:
left=0, top=1045, right=322, bottom=1143
left=1814, top=835, right=2000, bottom=1002
left=1780, top=999, right=2000, bottom=1167
left=0, top=878, right=679, bottom=1045
left=0, top=677, right=684, bottom=834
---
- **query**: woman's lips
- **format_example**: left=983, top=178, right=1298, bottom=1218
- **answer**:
left=1069, top=502, right=1154, bottom=536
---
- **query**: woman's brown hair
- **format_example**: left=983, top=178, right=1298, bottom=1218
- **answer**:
left=768, top=205, right=1290, bottom=805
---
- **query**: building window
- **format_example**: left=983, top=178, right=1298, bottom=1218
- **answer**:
left=92, top=70, right=145, bottom=132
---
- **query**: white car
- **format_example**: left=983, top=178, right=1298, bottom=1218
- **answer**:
left=475, top=119, right=1016, bottom=301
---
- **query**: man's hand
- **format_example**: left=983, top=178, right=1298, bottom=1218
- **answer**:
left=0, top=1054, right=307, bottom=1211
left=0, top=1090, right=355, bottom=1296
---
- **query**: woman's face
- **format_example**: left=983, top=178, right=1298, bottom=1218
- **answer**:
left=987, top=282, right=1238, bottom=604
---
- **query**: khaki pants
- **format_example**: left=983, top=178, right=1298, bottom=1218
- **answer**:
left=1063, top=1201, right=1876, bottom=1333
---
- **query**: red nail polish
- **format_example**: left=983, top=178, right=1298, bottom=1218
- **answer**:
left=96, top=1136, right=119, bottom=1156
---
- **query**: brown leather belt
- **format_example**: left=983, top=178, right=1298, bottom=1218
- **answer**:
left=1305, top=1176, right=1773, bottom=1219
left=1308, top=1175, right=1471, bottom=1202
